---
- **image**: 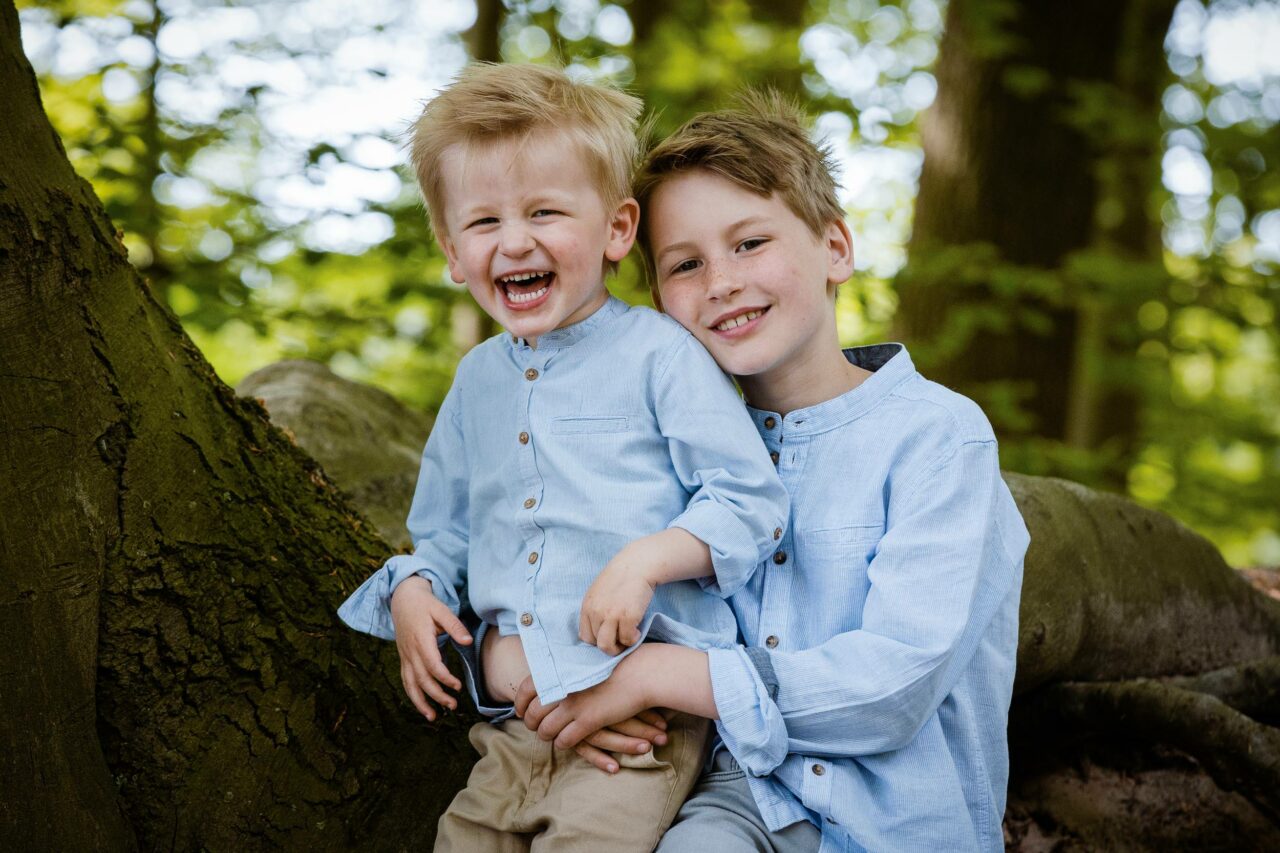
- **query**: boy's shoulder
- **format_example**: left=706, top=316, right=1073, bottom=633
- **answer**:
left=842, top=343, right=997, bottom=471
left=884, top=372, right=996, bottom=447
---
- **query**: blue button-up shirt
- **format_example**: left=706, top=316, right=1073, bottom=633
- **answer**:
left=338, top=296, right=789, bottom=704
left=708, top=344, right=1028, bottom=852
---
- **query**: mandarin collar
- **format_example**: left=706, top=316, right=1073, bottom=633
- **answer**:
left=747, top=343, right=915, bottom=437
left=506, top=295, right=627, bottom=352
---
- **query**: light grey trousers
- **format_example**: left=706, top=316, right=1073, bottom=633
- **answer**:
left=656, top=750, right=822, bottom=853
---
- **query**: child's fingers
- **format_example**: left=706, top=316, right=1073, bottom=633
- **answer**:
left=420, top=640, right=462, bottom=692
left=553, top=718, right=592, bottom=751
left=608, top=716, right=668, bottom=746
left=409, top=658, right=457, bottom=713
left=513, top=676, right=537, bottom=719
left=578, top=609, right=597, bottom=646
left=583, top=728, right=651, bottom=755
left=596, top=618, right=621, bottom=656
left=619, top=620, right=641, bottom=649
left=431, top=603, right=473, bottom=646
left=535, top=704, right=573, bottom=742
left=636, top=709, right=668, bottom=731
left=573, top=742, right=619, bottom=774
left=401, top=665, right=437, bottom=721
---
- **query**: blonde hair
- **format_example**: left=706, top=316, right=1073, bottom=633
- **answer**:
left=410, top=63, right=642, bottom=241
left=633, top=91, right=843, bottom=296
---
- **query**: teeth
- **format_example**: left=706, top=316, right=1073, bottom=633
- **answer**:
left=508, top=286, right=549, bottom=303
left=714, top=310, right=762, bottom=332
left=498, top=271, right=551, bottom=284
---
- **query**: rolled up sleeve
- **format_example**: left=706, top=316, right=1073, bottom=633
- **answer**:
left=336, top=386, right=470, bottom=637
left=657, top=336, right=789, bottom=597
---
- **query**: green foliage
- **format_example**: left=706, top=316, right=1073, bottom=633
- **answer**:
left=21, top=0, right=1279, bottom=566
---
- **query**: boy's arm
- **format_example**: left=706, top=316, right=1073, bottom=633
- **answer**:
left=578, top=333, right=786, bottom=655
left=539, top=440, right=1026, bottom=767
left=519, top=642, right=718, bottom=750
left=654, top=333, right=790, bottom=597
left=708, top=438, right=1028, bottom=777
left=579, top=528, right=711, bottom=654
left=337, top=383, right=471, bottom=639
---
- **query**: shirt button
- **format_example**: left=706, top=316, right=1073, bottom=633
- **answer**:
left=812, top=763, right=825, bottom=776
left=763, top=416, right=776, bottom=429
left=520, top=612, right=533, bottom=626
left=773, top=527, right=782, bottom=540
left=527, top=551, right=539, bottom=564
left=773, top=550, right=787, bottom=565
left=523, top=498, right=536, bottom=509
left=770, top=451, right=780, bottom=465
left=525, top=368, right=539, bottom=381
left=518, top=431, right=529, bottom=444
left=765, top=635, right=779, bottom=648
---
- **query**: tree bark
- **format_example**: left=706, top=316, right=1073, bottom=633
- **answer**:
left=0, top=5, right=474, bottom=848
left=895, top=0, right=1174, bottom=457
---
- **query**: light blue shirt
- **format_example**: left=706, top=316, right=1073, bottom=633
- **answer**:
left=338, top=296, right=789, bottom=704
left=708, top=344, right=1028, bottom=852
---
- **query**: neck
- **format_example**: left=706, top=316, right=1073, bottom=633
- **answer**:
left=737, top=334, right=871, bottom=416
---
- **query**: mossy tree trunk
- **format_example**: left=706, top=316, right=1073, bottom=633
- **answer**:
left=895, top=0, right=1175, bottom=466
left=0, top=5, right=474, bottom=849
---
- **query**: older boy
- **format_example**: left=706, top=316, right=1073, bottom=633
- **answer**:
left=336, top=66, right=789, bottom=851
left=516, top=96, right=1029, bottom=852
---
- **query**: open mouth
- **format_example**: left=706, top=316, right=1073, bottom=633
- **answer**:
left=496, top=270, right=555, bottom=308
left=712, top=307, right=768, bottom=334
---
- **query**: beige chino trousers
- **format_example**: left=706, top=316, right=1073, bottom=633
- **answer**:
left=435, top=712, right=710, bottom=852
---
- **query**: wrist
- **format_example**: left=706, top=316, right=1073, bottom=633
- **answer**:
left=632, top=644, right=714, bottom=718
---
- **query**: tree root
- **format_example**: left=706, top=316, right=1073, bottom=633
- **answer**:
left=1166, top=655, right=1280, bottom=724
left=1028, top=672, right=1280, bottom=824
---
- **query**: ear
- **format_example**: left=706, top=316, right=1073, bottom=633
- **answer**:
left=440, top=233, right=466, bottom=284
left=604, top=197, right=641, bottom=263
left=824, top=218, right=854, bottom=290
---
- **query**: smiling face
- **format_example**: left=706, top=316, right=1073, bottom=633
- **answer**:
left=438, top=132, right=638, bottom=344
left=649, top=169, right=854, bottom=401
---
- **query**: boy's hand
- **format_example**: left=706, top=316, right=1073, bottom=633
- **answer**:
left=580, top=529, right=714, bottom=655
left=513, top=676, right=669, bottom=774
left=518, top=655, right=655, bottom=752
left=390, top=575, right=472, bottom=721
left=579, top=543, right=659, bottom=655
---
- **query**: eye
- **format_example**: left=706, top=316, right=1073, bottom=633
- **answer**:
left=670, top=258, right=701, bottom=276
left=533, top=209, right=562, bottom=218
left=467, top=216, right=498, bottom=229
left=737, top=237, right=767, bottom=252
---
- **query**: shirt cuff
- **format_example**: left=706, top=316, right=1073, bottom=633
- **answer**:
left=669, top=500, right=766, bottom=598
left=453, top=620, right=517, bottom=721
left=708, top=646, right=789, bottom=777
left=335, top=557, right=460, bottom=641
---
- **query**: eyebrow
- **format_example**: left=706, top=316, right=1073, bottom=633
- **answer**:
left=656, top=215, right=771, bottom=264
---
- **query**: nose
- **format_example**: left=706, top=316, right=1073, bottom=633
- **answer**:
left=498, top=221, right=535, bottom=257
left=704, top=259, right=742, bottom=301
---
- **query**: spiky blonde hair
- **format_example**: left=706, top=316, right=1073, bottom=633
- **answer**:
left=409, top=63, right=642, bottom=242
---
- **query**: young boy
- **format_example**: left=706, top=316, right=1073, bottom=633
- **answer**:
left=336, top=65, right=789, bottom=851
left=514, top=95, right=1030, bottom=852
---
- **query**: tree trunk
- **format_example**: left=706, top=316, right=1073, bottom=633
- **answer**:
left=0, top=5, right=474, bottom=848
left=895, top=0, right=1174, bottom=460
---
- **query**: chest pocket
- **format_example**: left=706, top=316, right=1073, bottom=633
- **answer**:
left=795, top=524, right=882, bottom=623
left=550, top=416, right=630, bottom=435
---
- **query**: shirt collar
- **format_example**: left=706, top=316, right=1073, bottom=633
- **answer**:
left=507, top=295, right=627, bottom=352
left=747, top=343, right=915, bottom=437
